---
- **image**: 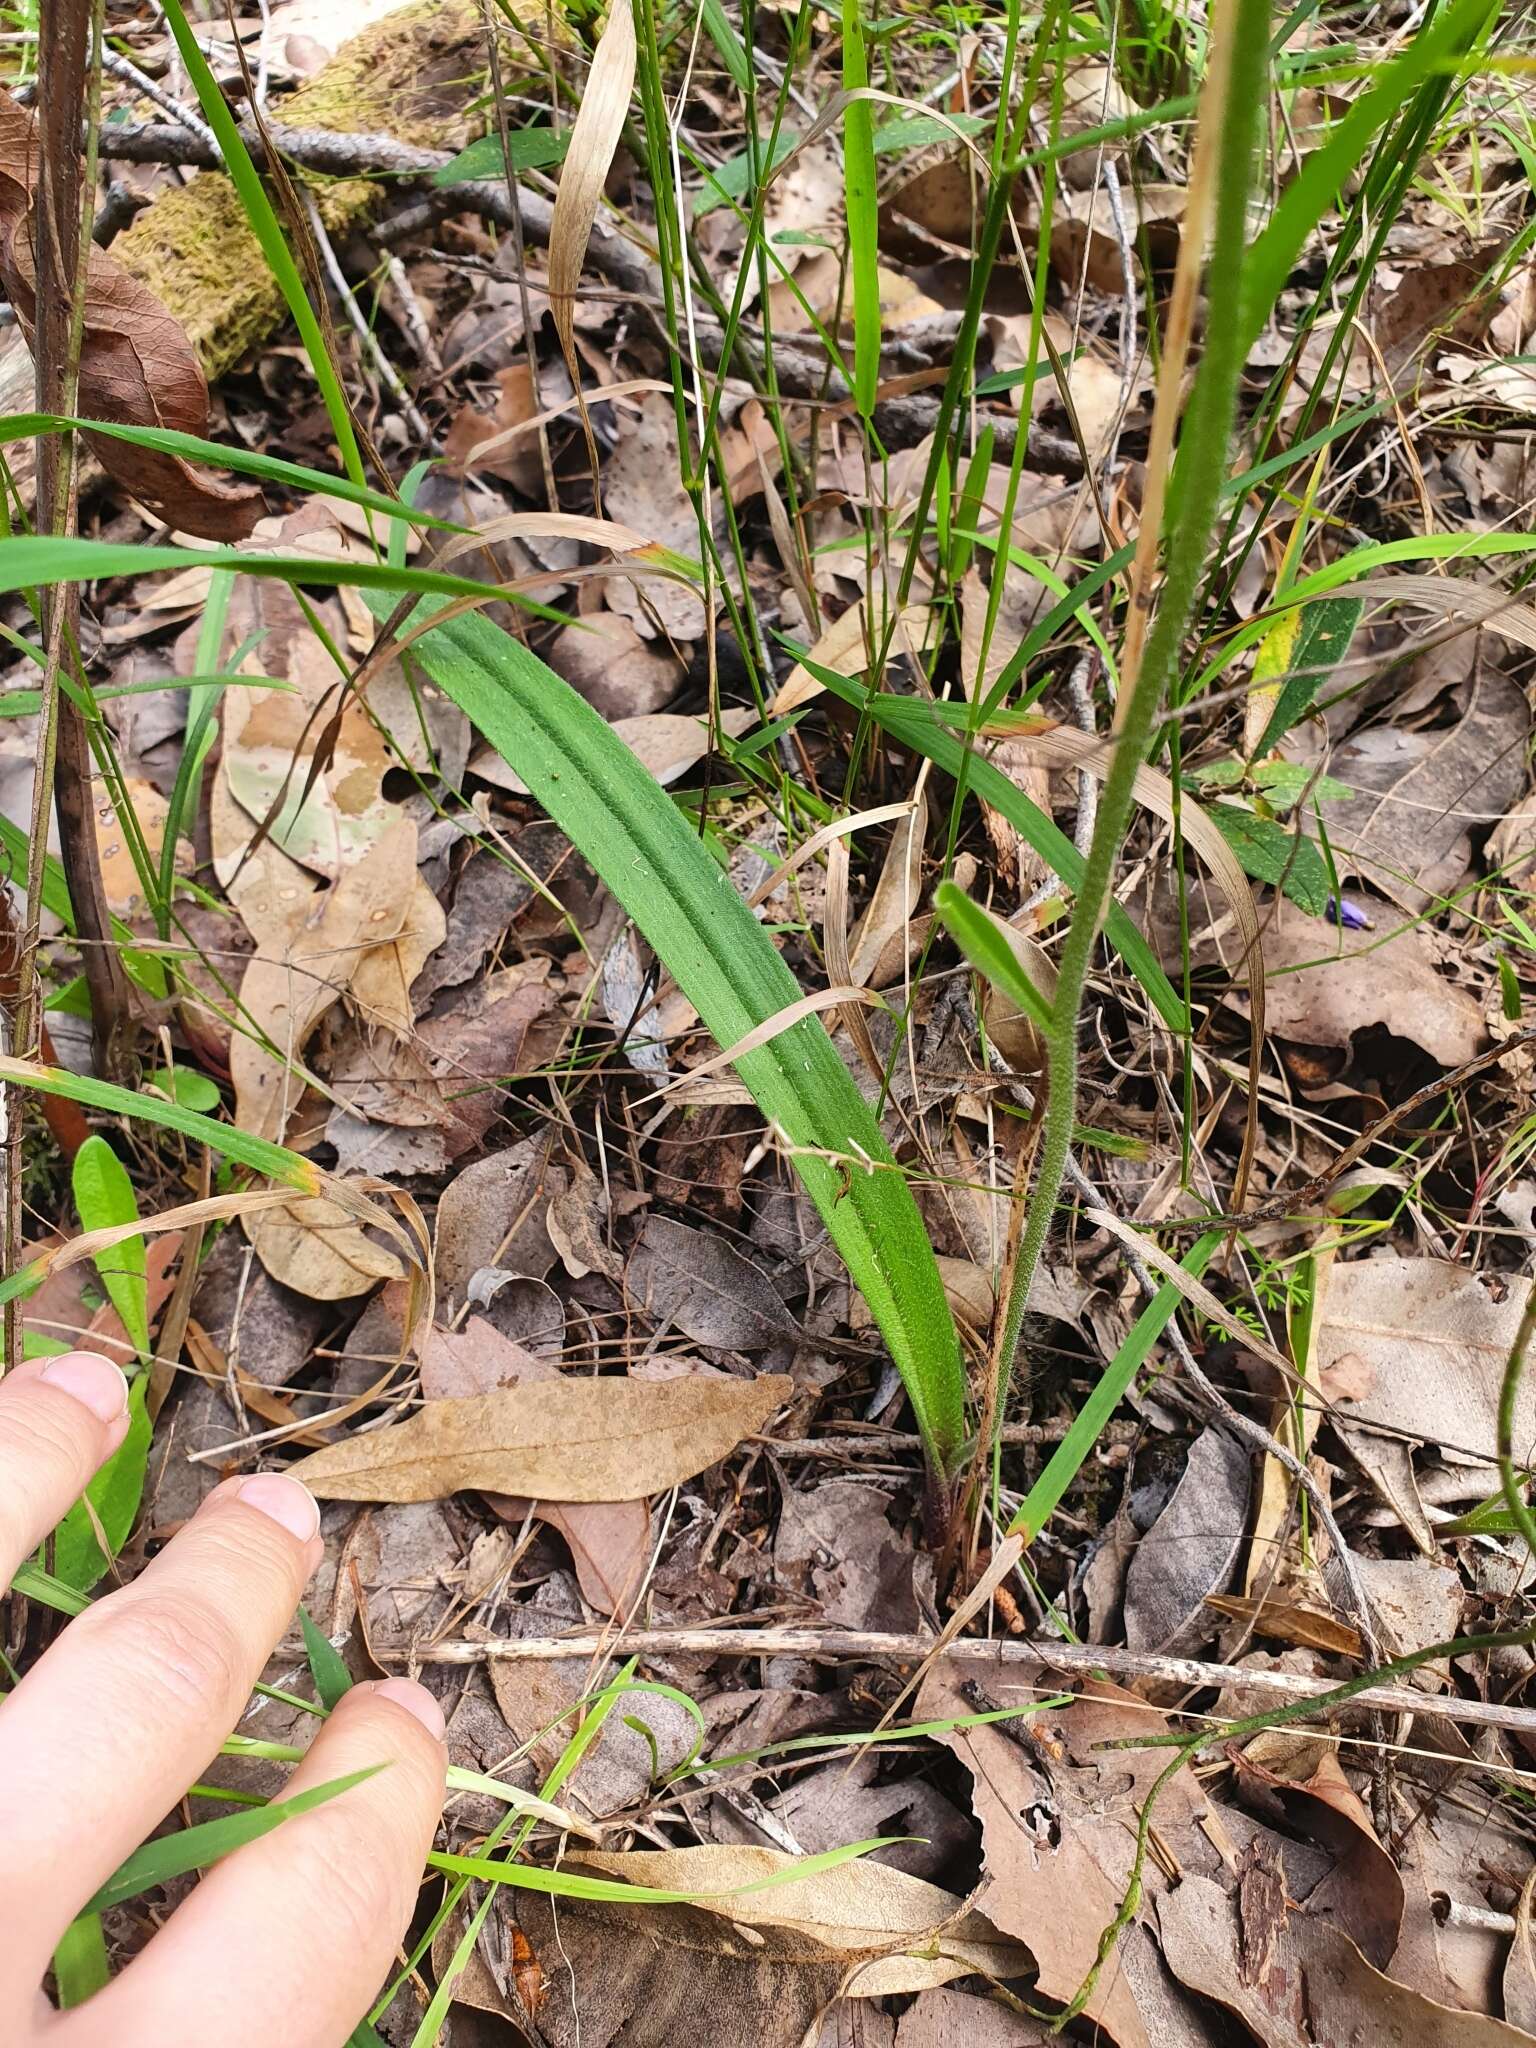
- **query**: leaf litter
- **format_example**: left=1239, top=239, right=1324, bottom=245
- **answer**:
left=15, top=6, right=1536, bottom=2047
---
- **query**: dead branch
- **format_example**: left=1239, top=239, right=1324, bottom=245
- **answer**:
left=380, top=1625, right=1536, bottom=1742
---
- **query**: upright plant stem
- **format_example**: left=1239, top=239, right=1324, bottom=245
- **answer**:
left=28, top=0, right=131, bottom=1088
left=983, top=0, right=1272, bottom=1492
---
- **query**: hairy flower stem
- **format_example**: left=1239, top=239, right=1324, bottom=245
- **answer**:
left=982, top=0, right=1273, bottom=1505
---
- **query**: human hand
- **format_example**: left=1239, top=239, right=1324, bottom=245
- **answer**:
left=0, top=1350, right=447, bottom=2046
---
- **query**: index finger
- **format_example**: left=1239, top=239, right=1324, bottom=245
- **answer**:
left=0, top=1466, right=323, bottom=1985
left=0, top=1350, right=132, bottom=1585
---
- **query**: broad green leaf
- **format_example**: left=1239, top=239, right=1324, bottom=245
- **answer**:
left=72, top=1136, right=148, bottom=1359
left=694, top=129, right=800, bottom=213
left=298, top=1604, right=355, bottom=1710
left=147, top=1064, right=224, bottom=1116
left=1207, top=804, right=1330, bottom=916
left=873, top=110, right=987, bottom=153
left=374, top=595, right=966, bottom=1479
left=84, top=1767, right=383, bottom=1914
left=934, top=882, right=1053, bottom=1030
left=52, top=1374, right=152, bottom=1592
left=1253, top=596, right=1364, bottom=757
left=432, top=125, right=572, bottom=185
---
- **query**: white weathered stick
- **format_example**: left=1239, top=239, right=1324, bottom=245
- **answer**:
left=370, top=1626, right=1536, bottom=1741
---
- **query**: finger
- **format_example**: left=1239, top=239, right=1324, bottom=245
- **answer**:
left=0, top=1351, right=131, bottom=1584
left=64, top=1679, right=447, bottom=2048
left=0, top=1468, right=322, bottom=1981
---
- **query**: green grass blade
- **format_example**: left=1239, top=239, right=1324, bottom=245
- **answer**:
left=72, top=1135, right=148, bottom=1358
left=840, top=7, right=880, bottom=419
left=0, top=1058, right=318, bottom=1189
left=377, top=596, right=967, bottom=1481
left=52, top=1911, right=109, bottom=2008
left=9, top=1560, right=90, bottom=1614
left=298, top=1604, right=355, bottom=1709
left=158, top=0, right=366, bottom=487
left=83, top=1767, right=383, bottom=1914
left=1237, top=0, right=1499, bottom=353
left=805, top=665, right=1188, bottom=1030
left=0, top=416, right=461, bottom=529
left=426, top=1834, right=892, bottom=1902
left=1010, top=1231, right=1224, bottom=1540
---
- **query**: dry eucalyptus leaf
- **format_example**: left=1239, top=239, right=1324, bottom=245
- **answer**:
left=773, top=601, right=936, bottom=715
left=917, top=1664, right=1223, bottom=2048
left=0, top=89, right=263, bottom=538
left=288, top=1370, right=792, bottom=1502
left=626, top=1215, right=797, bottom=1352
left=1123, top=1427, right=1250, bottom=1657
left=231, top=819, right=420, bottom=1145
left=1159, top=1874, right=1534, bottom=2048
left=1315, top=1257, right=1533, bottom=1478
left=561, top=1845, right=1030, bottom=1995
left=248, top=1192, right=404, bottom=1301
left=1248, top=900, right=1486, bottom=1069
left=1318, top=669, right=1529, bottom=914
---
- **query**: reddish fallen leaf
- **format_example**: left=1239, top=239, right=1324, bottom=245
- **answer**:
left=0, top=89, right=263, bottom=539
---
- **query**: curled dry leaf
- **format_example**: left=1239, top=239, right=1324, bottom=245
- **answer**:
left=288, top=1369, right=792, bottom=1502
left=774, top=600, right=937, bottom=715
left=1159, top=1873, right=1533, bottom=2048
left=561, top=1845, right=1030, bottom=1994
left=0, top=89, right=263, bottom=539
left=547, top=0, right=636, bottom=374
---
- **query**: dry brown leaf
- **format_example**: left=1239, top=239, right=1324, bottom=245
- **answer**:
left=548, top=0, right=635, bottom=374
left=472, top=708, right=756, bottom=796
left=774, top=601, right=936, bottom=715
left=1122, top=1426, right=1250, bottom=1656
left=1318, top=669, right=1530, bottom=914
left=288, top=1369, right=791, bottom=1502
left=1159, top=1873, right=1535, bottom=2048
left=231, top=819, right=420, bottom=1145
left=0, top=89, right=263, bottom=538
left=248, top=1192, right=404, bottom=1301
left=419, top=1318, right=652, bottom=1618
left=561, top=1845, right=1030, bottom=1995
left=1315, top=1256, right=1533, bottom=1479
left=443, top=361, right=543, bottom=497
left=917, top=1664, right=1225, bottom=2048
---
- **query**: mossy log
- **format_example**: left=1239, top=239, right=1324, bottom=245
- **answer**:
left=0, top=0, right=487, bottom=498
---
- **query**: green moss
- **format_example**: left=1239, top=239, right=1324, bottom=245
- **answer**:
left=113, top=0, right=486, bottom=379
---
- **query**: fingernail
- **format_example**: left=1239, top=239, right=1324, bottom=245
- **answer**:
left=39, top=1351, right=130, bottom=1425
left=236, top=1472, right=321, bottom=1544
left=373, top=1676, right=446, bottom=1741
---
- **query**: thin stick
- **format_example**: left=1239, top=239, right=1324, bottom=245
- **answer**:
left=374, top=1625, right=1536, bottom=1740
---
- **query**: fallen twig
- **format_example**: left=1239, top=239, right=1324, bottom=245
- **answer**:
left=376, top=1625, right=1536, bottom=1739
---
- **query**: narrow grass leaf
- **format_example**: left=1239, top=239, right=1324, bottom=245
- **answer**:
left=1011, top=1232, right=1224, bottom=1540
left=0, top=1056, right=317, bottom=1188
left=548, top=0, right=636, bottom=373
left=84, top=1768, right=383, bottom=1914
left=840, top=9, right=880, bottom=418
left=934, top=882, right=1054, bottom=1031
left=158, top=0, right=365, bottom=486
left=804, top=665, right=1188, bottom=1030
left=1237, top=0, right=1499, bottom=352
left=425, top=1834, right=890, bottom=1902
left=52, top=1913, right=109, bottom=2009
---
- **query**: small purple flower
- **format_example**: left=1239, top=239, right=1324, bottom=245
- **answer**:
left=1325, top=896, right=1371, bottom=930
